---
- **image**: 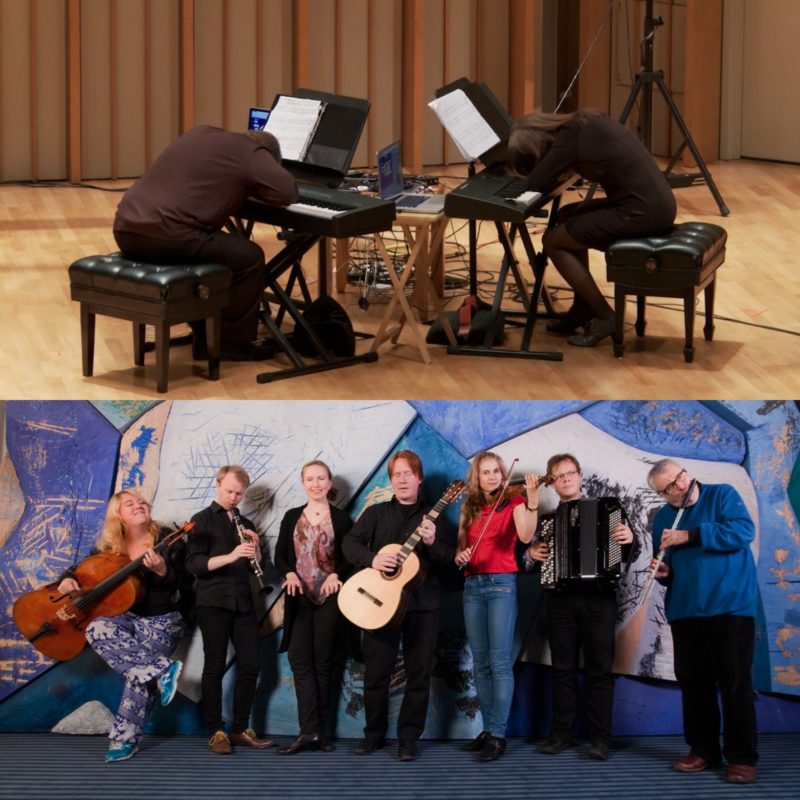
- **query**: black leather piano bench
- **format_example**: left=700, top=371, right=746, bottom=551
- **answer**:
left=605, top=221, right=727, bottom=363
left=68, top=254, right=232, bottom=393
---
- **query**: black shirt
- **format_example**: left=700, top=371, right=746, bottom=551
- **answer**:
left=186, top=501, right=258, bottom=612
left=342, top=496, right=454, bottom=612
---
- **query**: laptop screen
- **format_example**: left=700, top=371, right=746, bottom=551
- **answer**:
left=248, top=107, right=270, bottom=131
left=377, top=140, right=403, bottom=200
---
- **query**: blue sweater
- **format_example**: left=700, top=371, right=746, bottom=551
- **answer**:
left=652, top=483, right=758, bottom=623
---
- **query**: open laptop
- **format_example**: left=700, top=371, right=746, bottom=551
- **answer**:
left=377, top=140, right=445, bottom=214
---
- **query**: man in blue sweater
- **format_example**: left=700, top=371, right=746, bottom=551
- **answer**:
left=647, top=459, right=759, bottom=785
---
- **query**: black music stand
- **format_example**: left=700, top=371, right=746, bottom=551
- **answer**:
left=621, top=1, right=728, bottom=216
left=432, top=78, right=563, bottom=362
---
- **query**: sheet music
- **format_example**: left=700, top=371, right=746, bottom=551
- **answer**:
left=428, top=89, right=500, bottom=161
left=264, top=96, right=325, bottom=162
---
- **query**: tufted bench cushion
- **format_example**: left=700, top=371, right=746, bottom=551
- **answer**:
left=605, top=222, right=727, bottom=363
left=69, top=253, right=231, bottom=393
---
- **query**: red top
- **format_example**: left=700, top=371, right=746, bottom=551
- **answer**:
left=464, top=493, right=525, bottom=575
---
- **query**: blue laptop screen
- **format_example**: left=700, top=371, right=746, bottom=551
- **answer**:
left=248, top=107, right=270, bottom=131
left=377, top=141, right=403, bottom=200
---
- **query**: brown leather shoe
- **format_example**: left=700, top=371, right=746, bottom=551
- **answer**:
left=726, top=764, right=756, bottom=784
left=230, top=728, right=274, bottom=749
left=672, top=754, right=712, bottom=772
left=209, top=731, right=232, bottom=755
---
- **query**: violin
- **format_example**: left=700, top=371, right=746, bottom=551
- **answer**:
left=490, top=474, right=554, bottom=503
left=12, top=521, right=194, bottom=661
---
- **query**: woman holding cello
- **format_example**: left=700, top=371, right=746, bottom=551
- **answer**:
left=454, top=453, right=543, bottom=761
left=56, top=491, right=188, bottom=763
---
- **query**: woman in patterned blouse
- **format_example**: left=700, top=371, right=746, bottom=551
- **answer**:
left=274, top=460, right=353, bottom=754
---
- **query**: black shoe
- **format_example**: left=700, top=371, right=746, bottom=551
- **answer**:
left=397, top=741, right=419, bottom=762
left=459, top=731, right=491, bottom=752
left=353, top=737, right=386, bottom=756
left=546, top=316, right=585, bottom=335
left=567, top=317, right=616, bottom=347
left=318, top=736, right=335, bottom=753
left=277, top=733, right=320, bottom=755
left=540, top=737, right=571, bottom=755
left=588, top=741, right=609, bottom=761
left=474, top=736, right=506, bottom=762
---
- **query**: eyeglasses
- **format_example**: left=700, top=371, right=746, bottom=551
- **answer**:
left=553, top=469, right=579, bottom=481
left=659, top=468, right=687, bottom=495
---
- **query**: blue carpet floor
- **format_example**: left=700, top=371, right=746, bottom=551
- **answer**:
left=0, top=733, right=796, bottom=799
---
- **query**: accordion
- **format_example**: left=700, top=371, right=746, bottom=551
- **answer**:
left=539, top=497, right=625, bottom=590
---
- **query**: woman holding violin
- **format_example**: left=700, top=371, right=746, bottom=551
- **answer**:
left=275, top=460, right=353, bottom=755
left=56, top=491, right=188, bottom=763
left=454, top=453, right=543, bottom=761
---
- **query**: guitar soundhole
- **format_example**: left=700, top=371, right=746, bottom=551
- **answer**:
left=381, top=565, right=402, bottom=580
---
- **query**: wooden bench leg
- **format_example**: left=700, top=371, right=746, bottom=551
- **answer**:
left=703, top=277, right=716, bottom=341
left=205, top=313, right=222, bottom=381
left=133, top=323, right=146, bottom=366
left=155, top=321, right=170, bottom=393
left=613, top=286, right=626, bottom=358
left=683, top=289, right=696, bottom=363
left=80, top=304, right=95, bottom=377
left=635, top=295, right=647, bottom=337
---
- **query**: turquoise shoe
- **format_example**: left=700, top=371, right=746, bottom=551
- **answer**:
left=105, top=741, right=139, bottom=763
left=158, top=659, right=183, bottom=707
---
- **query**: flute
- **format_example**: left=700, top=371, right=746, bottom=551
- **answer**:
left=231, top=507, right=270, bottom=595
left=639, top=478, right=697, bottom=606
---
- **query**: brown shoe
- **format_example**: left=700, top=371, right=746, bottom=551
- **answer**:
left=672, top=754, right=714, bottom=773
left=230, top=728, right=274, bottom=749
left=726, top=764, right=756, bottom=784
left=209, top=731, right=232, bottom=755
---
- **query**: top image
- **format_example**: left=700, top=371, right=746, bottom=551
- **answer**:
left=1, top=0, right=797, bottom=400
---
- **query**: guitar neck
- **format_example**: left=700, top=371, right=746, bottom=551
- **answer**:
left=395, top=496, right=449, bottom=566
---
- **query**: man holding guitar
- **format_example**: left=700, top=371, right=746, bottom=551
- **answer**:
left=341, top=450, right=454, bottom=762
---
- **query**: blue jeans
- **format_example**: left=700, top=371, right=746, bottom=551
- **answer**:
left=463, top=573, right=518, bottom=738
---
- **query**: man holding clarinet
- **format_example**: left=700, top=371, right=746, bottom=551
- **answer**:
left=187, top=465, right=274, bottom=755
left=647, top=459, right=759, bottom=785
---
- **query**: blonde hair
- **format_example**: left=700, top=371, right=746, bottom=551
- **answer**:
left=460, top=451, right=508, bottom=530
left=301, top=459, right=338, bottom=501
left=215, top=464, right=251, bottom=488
left=96, top=490, right=160, bottom=554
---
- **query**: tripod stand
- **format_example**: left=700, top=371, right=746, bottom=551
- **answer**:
left=620, top=1, right=728, bottom=216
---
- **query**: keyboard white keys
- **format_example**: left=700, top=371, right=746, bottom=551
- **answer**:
left=285, top=201, right=348, bottom=219
left=512, top=190, right=542, bottom=206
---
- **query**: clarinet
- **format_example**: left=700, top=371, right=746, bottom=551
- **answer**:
left=231, top=507, right=270, bottom=595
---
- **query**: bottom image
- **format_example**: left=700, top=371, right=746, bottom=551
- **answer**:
left=0, top=399, right=798, bottom=797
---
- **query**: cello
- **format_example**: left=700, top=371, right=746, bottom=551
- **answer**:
left=12, top=521, right=194, bottom=661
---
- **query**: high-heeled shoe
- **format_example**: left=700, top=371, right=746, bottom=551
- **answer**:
left=546, top=315, right=586, bottom=335
left=277, top=733, right=321, bottom=755
left=567, top=316, right=616, bottom=347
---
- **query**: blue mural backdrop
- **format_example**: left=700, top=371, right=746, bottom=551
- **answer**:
left=1, top=400, right=798, bottom=739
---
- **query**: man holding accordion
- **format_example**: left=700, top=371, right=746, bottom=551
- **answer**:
left=522, top=453, right=634, bottom=761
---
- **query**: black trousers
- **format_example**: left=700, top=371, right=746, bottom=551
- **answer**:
left=287, top=596, right=341, bottom=736
left=671, top=615, right=758, bottom=766
left=114, top=229, right=265, bottom=345
left=196, top=605, right=260, bottom=734
left=361, top=608, right=440, bottom=744
left=546, top=592, right=617, bottom=744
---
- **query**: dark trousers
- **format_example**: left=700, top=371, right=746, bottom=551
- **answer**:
left=287, top=596, right=341, bottom=736
left=114, top=229, right=265, bottom=345
left=196, top=605, right=260, bottom=734
left=546, top=592, right=617, bottom=744
left=671, top=615, right=758, bottom=766
left=361, top=608, right=440, bottom=743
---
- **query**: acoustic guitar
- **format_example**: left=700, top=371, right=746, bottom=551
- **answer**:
left=338, top=480, right=465, bottom=630
left=12, top=521, right=194, bottom=661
